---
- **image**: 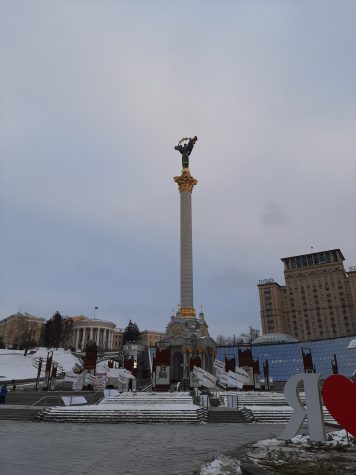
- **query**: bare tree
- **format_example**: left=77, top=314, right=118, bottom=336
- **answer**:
left=239, top=326, right=260, bottom=344
left=18, top=321, right=38, bottom=356
left=215, top=335, right=228, bottom=345
left=62, top=318, right=73, bottom=348
left=216, top=335, right=244, bottom=346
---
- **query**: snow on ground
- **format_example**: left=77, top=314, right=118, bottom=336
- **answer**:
left=49, top=403, right=200, bottom=412
left=254, top=429, right=355, bottom=449
left=244, top=405, right=292, bottom=411
left=199, top=455, right=242, bottom=474
left=0, top=348, right=81, bottom=380
left=246, top=429, right=356, bottom=472
left=102, top=402, right=199, bottom=411
left=290, top=429, right=355, bottom=447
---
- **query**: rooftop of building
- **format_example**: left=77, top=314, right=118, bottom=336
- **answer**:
left=257, top=279, right=285, bottom=288
left=281, top=248, right=344, bottom=270
left=141, top=330, right=165, bottom=334
left=0, top=312, right=45, bottom=323
left=252, top=332, right=299, bottom=345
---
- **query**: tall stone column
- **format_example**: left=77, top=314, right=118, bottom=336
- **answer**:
left=109, top=331, right=113, bottom=350
left=75, top=329, right=79, bottom=349
left=174, top=168, right=198, bottom=317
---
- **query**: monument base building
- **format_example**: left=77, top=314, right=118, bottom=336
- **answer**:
left=156, top=309, right=216, bottom=386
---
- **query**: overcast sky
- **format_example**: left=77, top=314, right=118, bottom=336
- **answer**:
left=1, top=0, right=355, bottom=338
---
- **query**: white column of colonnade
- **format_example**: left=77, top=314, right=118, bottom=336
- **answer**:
left=73, top=326, right=115, bottom=350
left=109, top=331, right=113, bottom=350
left=74, top=329, right=78, bottom=348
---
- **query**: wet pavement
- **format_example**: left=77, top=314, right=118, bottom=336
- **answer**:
left=0, top=421, right=284, bottom=474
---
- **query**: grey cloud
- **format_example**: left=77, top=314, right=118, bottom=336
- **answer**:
left=261, top=202, right=288, bottom=226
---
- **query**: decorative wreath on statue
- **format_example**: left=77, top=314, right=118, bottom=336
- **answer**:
left=177, top=137, right=191, bottom=146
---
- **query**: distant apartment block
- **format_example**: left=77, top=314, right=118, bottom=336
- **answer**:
left=0, top=312, right=45, bottom=348
left=258, top=249, right=356, bottom=340
left=140, top=330, right=165, bottom=347
left=112, top=328, right=124, bottom=351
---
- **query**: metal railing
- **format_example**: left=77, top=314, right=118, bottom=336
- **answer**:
left=31, top=396, right=63, bottom=407
left=31, top=390, right=103, bottom=407
left=89, top=390, right=103, bottom=404
left=140, top=383, right=152, bottom=392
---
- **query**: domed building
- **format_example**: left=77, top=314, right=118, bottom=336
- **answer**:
left=71, top=315, right=117, bottom=351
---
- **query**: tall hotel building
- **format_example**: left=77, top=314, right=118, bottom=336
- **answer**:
left=258, top=249, right=356, bottom=340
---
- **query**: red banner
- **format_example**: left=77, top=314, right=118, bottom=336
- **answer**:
left=84, top=343, right=98, bottom=370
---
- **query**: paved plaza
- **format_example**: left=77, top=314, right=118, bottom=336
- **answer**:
left=0, top=421, right=284, bottom=474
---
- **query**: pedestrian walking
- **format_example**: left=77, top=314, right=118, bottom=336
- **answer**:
left=0, top=384, right=8, bottom=404
left=12, top=379, right=16, bottom=391
left=128, top=378, right=133, bottom=392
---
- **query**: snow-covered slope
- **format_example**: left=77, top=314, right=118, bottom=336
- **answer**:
left=0, top=347, right=81, bottom=381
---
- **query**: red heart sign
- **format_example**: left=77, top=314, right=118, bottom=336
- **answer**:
left=322, top=375, right=356, bottom=438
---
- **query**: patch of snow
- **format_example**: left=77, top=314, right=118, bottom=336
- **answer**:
left=50, top=403, right=200, bottom=412
left=290, top=429, right=355, bottom=447
left=254, top=438, right=283, bottom=448
left=245, top=405, right=292, bottom=411
left=200, top=456, right=242, bottom=475
left=254, top=429, right=355, bottom=450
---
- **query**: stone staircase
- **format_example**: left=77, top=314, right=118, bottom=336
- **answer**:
left=0, top=405, right=41, bottom=421
left=0, top=391, right=103, bottom=421
left=246, top=405, right=336, bottom=424
left=236, top=392, right=288, bottom=406
left=100, top=392, right=194, bottom=405
left=228, top=391, right=336, bottom=425
left=37, top=392, right=207, bottom=424
left=208, top=408, right=246, bottom=423
left=207, top=392, right=253, bottom=423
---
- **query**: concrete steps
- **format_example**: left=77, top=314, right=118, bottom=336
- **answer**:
left=217, top=391, right=336, bottom=425
left=244, top=406, right=336, bottom=424
left=101, top=393, right=193, bottom=406
left=38, top=407, right=206, bottom=423
left=37, top=392, right=207, bottom=424
left=235, top=393, right=289, bottom=406
left=0, top=405, right=41, bottom=421
left=208, top=409, right=246, bottom=423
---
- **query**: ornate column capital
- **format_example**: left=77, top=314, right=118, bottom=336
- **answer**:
left=174, top=168, right=198, bottom=192
left=180, top=307, right=196, bottom=317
